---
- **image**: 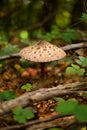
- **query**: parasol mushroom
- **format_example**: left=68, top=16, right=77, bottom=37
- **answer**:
left=19, top=40, right=66, bottom=78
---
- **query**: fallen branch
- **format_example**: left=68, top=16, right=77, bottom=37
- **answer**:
left=0, top=82, right=87, bottom=116
left=26, top=115, right=76, bottom=130
left=0, top=53, right=19, bottom=61
left=0, top=42, right=87, bottom=61
left=1, top=115, right=76, bottom=130
left=61, top=42, right=87, bottom=51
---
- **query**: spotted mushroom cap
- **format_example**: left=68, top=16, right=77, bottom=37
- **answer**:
left=20, top=40, right=66, bottom=62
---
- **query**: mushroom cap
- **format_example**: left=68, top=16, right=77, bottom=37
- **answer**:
left=20, top=40, right=66, bottom=62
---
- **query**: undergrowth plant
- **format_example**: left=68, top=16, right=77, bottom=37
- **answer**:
left=0, top=44, right=19, bottom=56
left=32, top=27, right=79, bottom=43
left=32, top=25, right=60, bottom=42
left=75, top=56, right=87, bottom=67
left=66, top=63, right=85, bottom=76
left=21, top=83, right=32, bottom=92
left=61, top=29, right=79, bottom=44
left=0, top=90, right=17, bottom=101
left=0, top=13, right=86, bottom=57
left=12, top=106, right=34, bottom=123
left=54, top=97, right=87, bottom=122
left=66, top=56, right=87, bottom=76
left=80, top=13, right=87, bottom=23
left=0, top=12, right=86, bottom=56
left=61, top=55, right=87, bottom=122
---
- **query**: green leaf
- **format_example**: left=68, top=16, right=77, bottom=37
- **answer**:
left=55, top=99, right=78, bottom=115
left=80, top=13, right=87, bottom=23
left=19, top=30, right=29, bottom=40
left=61, top=29, right=78, bottom=43
left=75, top=56, right=87, bottom=67
left=53, top=97, right=65, bottom=103
left=66, top=67, right=76, bottom=75
left=74, top=105, right=87, bottom=122
left=12, top=106, right=23, bottom=115
left=32, top=26, right=59, bottom=42
left=82, top=59, right=87, bottom=66
left=21, top=83, right=32, bottom=92
left=71, top=64, right=80, bottom=70
left=79, top=56, right=85, bottom=61
left=13, top=115, right=27, bottom=123
left=75, top=59, right=82, bottom=65
left=66, top=64, right=85, bottom=76
left=23, top=109, right=34, bottom=119
left=0, top=90, right=17, bottom=101
left=77, top=68, right=85, bottom=76
left=12, top=106, right=34, bottom=123
left=32, top=30, right=43, bottom=39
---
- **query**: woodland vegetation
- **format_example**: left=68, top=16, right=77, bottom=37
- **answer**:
left=0, top=0, right=87, bottom=130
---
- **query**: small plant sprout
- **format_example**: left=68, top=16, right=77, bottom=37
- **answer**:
left=20, top=40, right=66, bottom=78
left=21, top=83, right=32, bottom=92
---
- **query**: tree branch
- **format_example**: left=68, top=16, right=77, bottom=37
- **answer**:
left=0, top=82, right=87, bottom=116
left=0, top=53, right=19, bottom=61
left=26, top=116, right=76, bottom=130
left=1, top=115, right=76, bottom=130
left=61, top=42, right=87, bottom=51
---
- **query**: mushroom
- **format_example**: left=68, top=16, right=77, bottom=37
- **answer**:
left=20, top=40, right=66, bottom=78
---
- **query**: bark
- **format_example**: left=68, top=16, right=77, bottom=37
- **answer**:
left=61, top=42, right=87, bottom=51
left=1, top=115, right=76, bottom=130
left=0, top=81, right=87, bottom=116
left=26, top=116, right=76, bottom=130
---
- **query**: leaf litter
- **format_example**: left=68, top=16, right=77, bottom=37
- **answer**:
left=0, top=47, right=87, bottom=129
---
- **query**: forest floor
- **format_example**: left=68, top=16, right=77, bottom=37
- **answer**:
left=0, top=42, right=87, bottom=130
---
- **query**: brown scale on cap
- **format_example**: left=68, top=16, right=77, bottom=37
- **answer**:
left=20, top=40, right=66, bottom=63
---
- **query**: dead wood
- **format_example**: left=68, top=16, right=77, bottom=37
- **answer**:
left=1, top=114, right=76, bottom=130
left=0, top=42, right=87, bottom=61
left=61, top=42, right=87, bottom=51
left=0, top=82, right=87, bottom=116
left=26, top=116, right=76, bottom=130
left=0, top=53, right=19, bottom=61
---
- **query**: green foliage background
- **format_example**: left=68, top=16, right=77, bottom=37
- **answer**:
left=0, top=0, right=86, bottom=41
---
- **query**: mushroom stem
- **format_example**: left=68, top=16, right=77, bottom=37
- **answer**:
left=40, top=62, right=45, bottom=78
